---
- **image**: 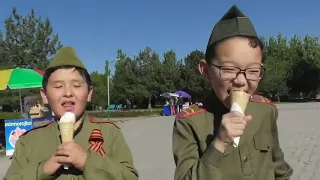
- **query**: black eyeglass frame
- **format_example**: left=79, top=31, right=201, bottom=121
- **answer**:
left=211, top=63, right=266, bottom=81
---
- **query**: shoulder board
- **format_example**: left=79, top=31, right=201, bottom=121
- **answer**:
left=20, top=121, right=54, bottom=137
left=176, top=104, right=206, bottom=119
left=89, top=116, right=120, bottom=129
left=250, top=94, right=275, bottom=107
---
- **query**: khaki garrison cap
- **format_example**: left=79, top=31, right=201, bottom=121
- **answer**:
left=46, top=47, right=86, bottom=70
left=205, top=5, right=259, bottom=60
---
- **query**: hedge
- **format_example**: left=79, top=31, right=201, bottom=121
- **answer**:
left=0, top=109, right=162, bottom=120
left=0, top=112, right=22, bottom=120
left=86, top=109, right=162, bottom=118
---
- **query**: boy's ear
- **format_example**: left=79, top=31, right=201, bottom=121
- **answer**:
left=40, top=88, right=48, bottom=104
left=87, top=86, right=94, bottom=102
left=199, top=59, right=210, bottom=80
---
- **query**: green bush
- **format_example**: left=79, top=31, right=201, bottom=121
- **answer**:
left=86, top=109, right=162, bottom=118
left=0, top=109, right=163, bottom=120
left=0, top=112, right=22, bottom=120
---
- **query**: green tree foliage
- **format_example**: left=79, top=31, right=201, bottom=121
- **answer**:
left=2, top=8, right=62, bottom=69
left=0, top=8, right=62, bottom=106
left=108, top=34, right=320, bottom=107
left=2, top=8, right=320, bottom=109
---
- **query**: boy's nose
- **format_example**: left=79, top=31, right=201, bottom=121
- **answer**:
left=233, top=73, right=247, bottom=87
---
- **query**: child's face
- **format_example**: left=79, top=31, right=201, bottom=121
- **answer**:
left=199, top=37, right=263, bottom=108
left=40, top=68, right=93, bottom=120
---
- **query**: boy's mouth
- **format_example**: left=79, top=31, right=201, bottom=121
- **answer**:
left=227, top=90, right=231, bottom=96
left=62, top=101, right=75, bottom=112
left=227, top=89, right=248, bottom=96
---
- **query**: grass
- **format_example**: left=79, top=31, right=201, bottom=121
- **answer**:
left=87, top=109, right=162, bottom=119
left=94, top=114, right=159, bottom=123
left=273, top=102, right=295, bottom=104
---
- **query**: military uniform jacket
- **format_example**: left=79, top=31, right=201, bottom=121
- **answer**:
left=4, top=117, right=138, bottom=180
left=172, top=93, right=293, bottom=180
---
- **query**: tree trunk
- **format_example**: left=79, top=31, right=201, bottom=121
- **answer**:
left=277, top=92, right=281, bottom=102
left=148, top=97, right=152, bottom=109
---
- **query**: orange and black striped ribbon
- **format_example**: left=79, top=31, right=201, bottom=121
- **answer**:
left=88, top=129, right=106, bottom=156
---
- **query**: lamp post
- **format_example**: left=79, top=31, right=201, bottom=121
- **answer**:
left=106, top=58, right=120, bottom=120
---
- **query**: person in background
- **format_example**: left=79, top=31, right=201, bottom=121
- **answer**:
left=172, top=5, right=293, bottom=180
left=177, top=95, right=184, bottom=113
left=170, top=98, right=175, bottom=115
left=174, top=97, right=178, bottom=113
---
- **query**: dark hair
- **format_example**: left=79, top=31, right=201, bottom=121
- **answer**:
left=205, top=36, right=264, bottom=64
left=42, top=65, right=92, bottom=91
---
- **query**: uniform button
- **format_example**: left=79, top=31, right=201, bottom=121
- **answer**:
left=243, top=157, right=248, bottom=162
left=267, top=144, right=270, bottom=149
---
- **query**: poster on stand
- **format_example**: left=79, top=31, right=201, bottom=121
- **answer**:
left=4, top=119, right=32, bottom=156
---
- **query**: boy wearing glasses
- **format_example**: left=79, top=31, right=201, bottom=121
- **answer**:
left=172, top=5, right=293, bottom=180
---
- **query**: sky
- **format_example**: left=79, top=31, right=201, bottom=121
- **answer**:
left=0, top=0, right=319, bottom=73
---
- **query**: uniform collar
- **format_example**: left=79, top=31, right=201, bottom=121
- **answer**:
left=203, top=90, right=229, bottom=115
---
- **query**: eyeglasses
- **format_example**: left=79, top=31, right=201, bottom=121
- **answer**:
left=211, top=64, right=265, bottom=81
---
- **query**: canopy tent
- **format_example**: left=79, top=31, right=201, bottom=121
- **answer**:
left=175, top=90, right=191, bottom=98
left=160, top=92, right=179, bottom=98
left=0, top=68, right=45, bottom=115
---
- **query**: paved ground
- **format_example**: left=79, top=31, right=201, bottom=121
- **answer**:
left=0, top=102, right=319, bottom=179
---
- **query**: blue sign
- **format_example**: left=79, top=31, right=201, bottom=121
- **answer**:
left=5, top=119, right=33, bottom=156
left=32, top=116, right=54, bottom=128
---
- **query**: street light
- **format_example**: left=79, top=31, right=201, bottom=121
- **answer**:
left=106, top=58, right=120, bottom=120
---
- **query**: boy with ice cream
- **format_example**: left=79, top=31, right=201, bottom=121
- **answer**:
left=172, top=5, right=293, bottom=180
left=4, top=47, right=138, bottom=180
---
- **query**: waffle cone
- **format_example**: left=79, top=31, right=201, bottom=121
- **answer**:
left=231, top=91, right=249, bottom=112
left=59, top=122, right=74, bottom=143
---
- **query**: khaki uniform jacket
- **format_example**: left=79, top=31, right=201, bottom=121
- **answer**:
left=4, top=116, right=138, bottom=180
left=172, top=93, right=293, bottom=180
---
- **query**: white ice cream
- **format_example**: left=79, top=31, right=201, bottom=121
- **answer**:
left=59, top=112, right=76, bottom=123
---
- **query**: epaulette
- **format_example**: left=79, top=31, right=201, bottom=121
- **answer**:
left=20, top=121, right=54, bottom=137
left=176, top=104, right=206, bottom=119
left=249, top=94, right=275, bottom=107
left=89, top=116, right=120, bottom=129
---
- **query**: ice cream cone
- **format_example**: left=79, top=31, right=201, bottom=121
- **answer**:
left=231, top=90, right=249, bottom=113
left=230, top=90, right=249, bottom=147
left=59, top=122, right=75, bottom=143
left=58, top=112, right=76, bottom=169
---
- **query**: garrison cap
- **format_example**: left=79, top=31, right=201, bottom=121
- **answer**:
left=46, top=47, right=86, bottom=70
left=205, top=5, right=259, bottom=61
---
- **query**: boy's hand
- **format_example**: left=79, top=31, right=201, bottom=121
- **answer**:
left=217, top=111, right=252, bottom=144
left=55, top=142, right=88, bottom=171
left=43, top=154, right=62, bottom=175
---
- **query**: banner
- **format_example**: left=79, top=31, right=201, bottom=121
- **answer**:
left=32, top=116, right=54, bottom=128
left=4, top=119, right=33, bottom=156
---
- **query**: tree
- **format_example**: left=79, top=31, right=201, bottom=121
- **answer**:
left=260, top=56, right=289, bottom=101
left=181, top=50, right=209, bottom=101
left=287, top=35, right=320, bottom=98
left=260, top=33, right=290, bottom=101
left=160, top=50, right=181, bottom=92
left=134, top=47, right=162, bottom=108
left=0, top=8, right=62, bottom=107
left=91, top=71, right=108, bottom=108
left=2, top=8, right=62, bottom=69
left=113, top=49, right=143, bottom=106
left=108, top=33, right=320, bottom=106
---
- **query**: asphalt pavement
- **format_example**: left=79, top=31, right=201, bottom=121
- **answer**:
left=1, top=102, right=319, bottom=180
